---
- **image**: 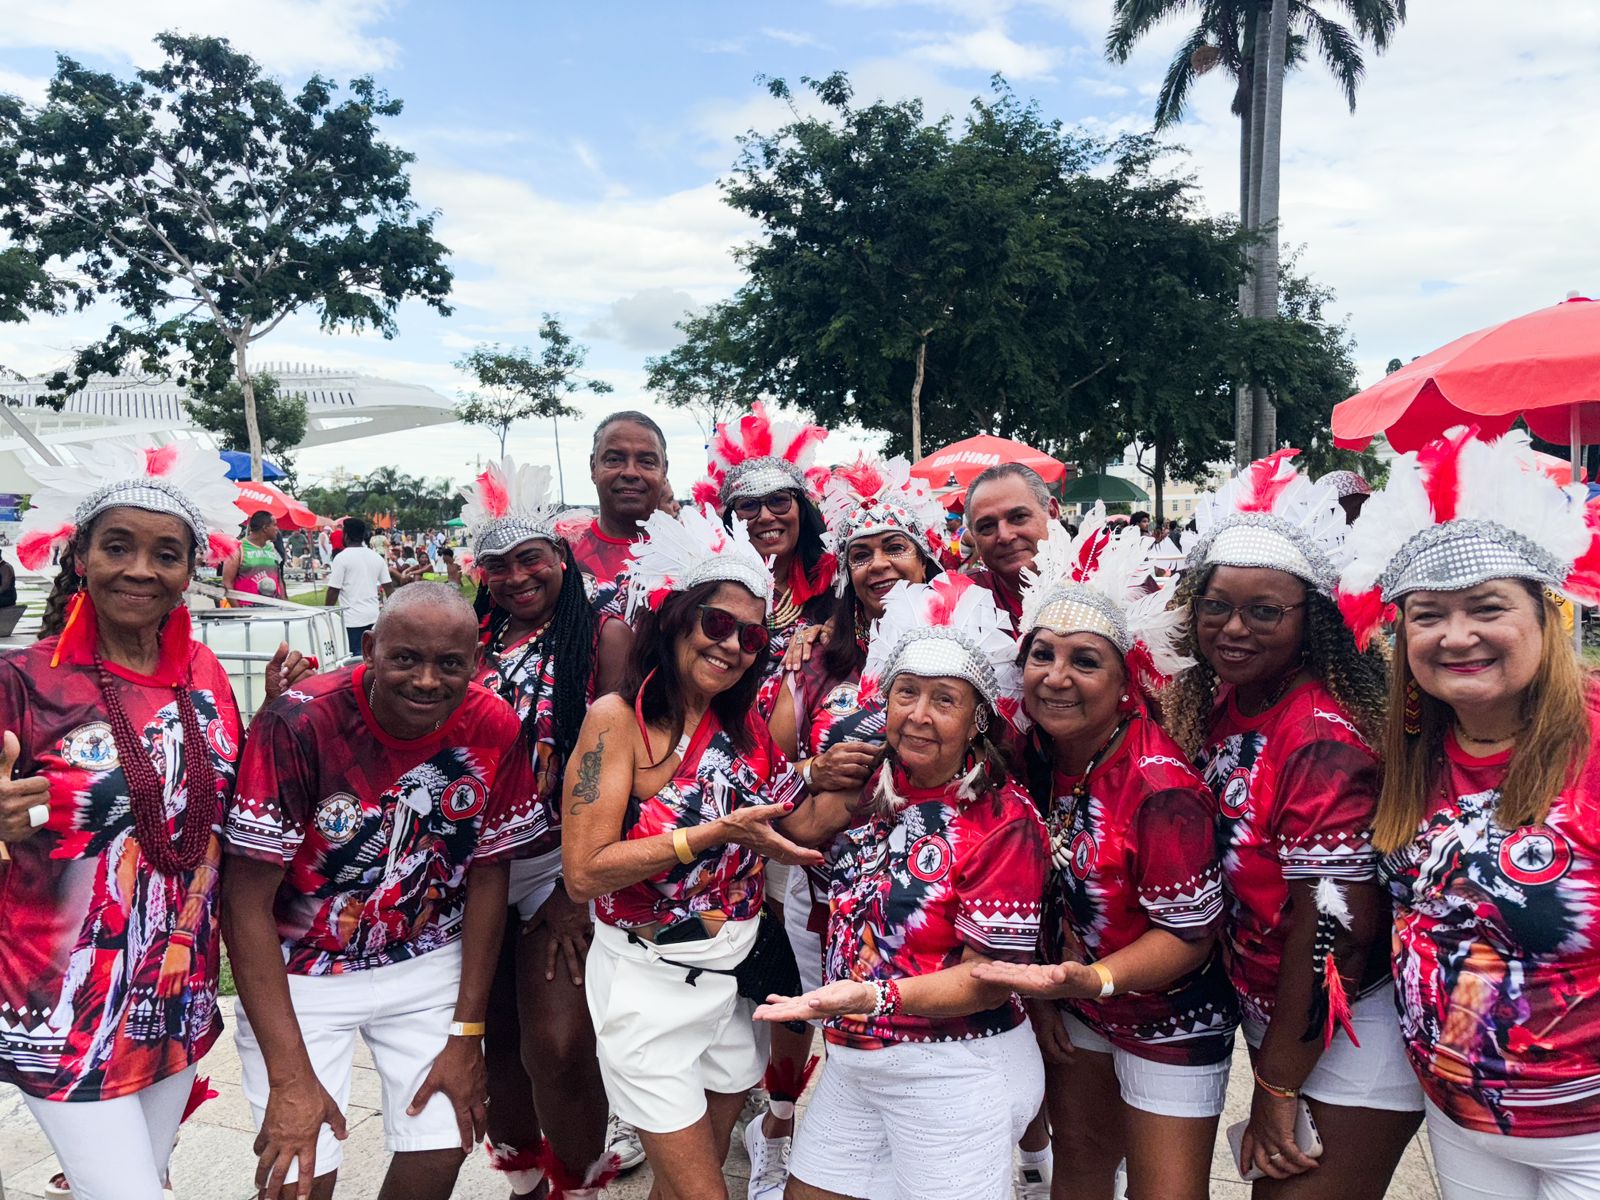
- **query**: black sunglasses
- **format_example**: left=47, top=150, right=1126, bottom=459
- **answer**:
left=730, top=491, right=795, bottom=521
left=1194, top=596, right=1305, bottom=633
left=697, top=605, right=771, bottom=655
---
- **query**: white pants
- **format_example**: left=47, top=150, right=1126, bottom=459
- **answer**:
left=789, top=1022, right=1045, bottom=1200
left=23, top=1064, right=196, bottom=1200
left=1426, top=1100, right=1600, bottom=1200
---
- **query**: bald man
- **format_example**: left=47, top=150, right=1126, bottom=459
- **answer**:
left=222, top=584, right=530, bottom=1200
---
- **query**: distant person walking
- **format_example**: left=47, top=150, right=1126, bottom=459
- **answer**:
left=324, top=517, right=394, bottom=657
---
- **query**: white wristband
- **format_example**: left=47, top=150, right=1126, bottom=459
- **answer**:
left=801, top=759, right=815, bottom=790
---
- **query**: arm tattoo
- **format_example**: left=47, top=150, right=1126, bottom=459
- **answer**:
left=570, top=731, right=605, bottom=813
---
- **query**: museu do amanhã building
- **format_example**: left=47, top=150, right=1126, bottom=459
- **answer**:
left=0, top=363, right=455, bottom=495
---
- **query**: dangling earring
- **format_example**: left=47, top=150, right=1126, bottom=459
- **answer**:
left=1404, top=678, right=1422, bottom=737
left=974, top=708, right=990, bottom=735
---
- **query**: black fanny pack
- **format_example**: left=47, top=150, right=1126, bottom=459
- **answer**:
left=629, top=911, right=805, bottom=1032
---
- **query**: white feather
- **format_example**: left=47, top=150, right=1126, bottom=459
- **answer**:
left=1314, top=878, right=1353, bottom=929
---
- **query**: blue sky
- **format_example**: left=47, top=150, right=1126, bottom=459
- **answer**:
left=0, top=1, right=1596, bottom=502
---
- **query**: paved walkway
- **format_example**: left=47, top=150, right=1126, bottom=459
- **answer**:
left=0, top=996, right=1441, bottom=1200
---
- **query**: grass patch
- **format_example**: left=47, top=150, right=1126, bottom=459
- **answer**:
left=289, top=588, right=327, bottom=606
left=219, top=947, right=237, bottom=997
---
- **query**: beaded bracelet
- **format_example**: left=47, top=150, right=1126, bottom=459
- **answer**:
left=868, top=978, right=902, bottom=1018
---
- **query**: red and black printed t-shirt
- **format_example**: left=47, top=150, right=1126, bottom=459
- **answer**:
left=1386, top=694, right=1600, bottom=1137
left=224, top=666, right=522, bottom=975
left=570, top=521, right=636, bottom=592
left=596, top=709, right=804, bottom=932
left=0, top=609, right=240, bottom=1101
left=1196, top=680, right=1381, bottom=1026
left=825, top=769, right=1049, bottom=1049
left=1043, top=714, right=1237, bottom=1065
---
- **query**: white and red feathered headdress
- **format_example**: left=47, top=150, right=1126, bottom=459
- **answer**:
left=1185, top=449, right=1347, bottom=595
left=821, top=455, right=946, bottom=594
left=860, top=573, right=1022, bottom=728
left=692, top=401, right=830, bottom=509
left=458, top=457, right=560, bottom=561
left=1339, top=427, right=1600, bottom=646
left=625, top=502, right=773, bottom=619
left=19, top=440, right=242, bottom=570
left=1018, top=503, right=1193, bottom=696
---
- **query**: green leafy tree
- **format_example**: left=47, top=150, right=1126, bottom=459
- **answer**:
left=187, top=373, right=308, bottom=483
left=300, top=466, right=458, bottom=532
left=455, top=316, right=613, bottom=501
left=644, top=301, right=763, bottom=441
left=0, top=33, right=452, bottom=480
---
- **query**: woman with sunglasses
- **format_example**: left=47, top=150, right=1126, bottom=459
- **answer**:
left=755, top=573, right=1048, bottom=1200
left=1342, top=431, right=1600, bottom=1199
left=562, top=505, right=826, bottom=1200
left=1165, top=452, right=1421, bottom=1199
left=697, top=403, right=836, bottom=695
left=971, top=509, right=1235, bottom=1200
left=743, top=456, right=950, bottom=1199
left=458, top=460, right=625, bottom=1199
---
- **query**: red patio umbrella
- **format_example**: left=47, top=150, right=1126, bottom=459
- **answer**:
left=910, top=435, right=1067, bottom=495
left=1331, top=295, right=1600, bottom=462
left=234, top=481, right=323, bottom=531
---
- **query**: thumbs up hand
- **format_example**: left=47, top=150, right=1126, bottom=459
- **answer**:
left=0, top=729, right=52, bottom=847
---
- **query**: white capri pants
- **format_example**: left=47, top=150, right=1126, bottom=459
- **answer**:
left=23, top=1064, right=197, bottom=1200
left=1426, top=1100, right=1600, bottom=1200
left=1060, top=1010, right=1231, bottom=1118
left=788, top=1021, right=1045, bottom=1200
left=1242, top=983, right=1423, bottom=1112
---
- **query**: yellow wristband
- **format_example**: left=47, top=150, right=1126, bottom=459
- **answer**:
left=448, top=1021, right=486, bottom=1037
left=673, top=827, right=695, bottom=865
left=1091, top=962, right=1115, bottom=998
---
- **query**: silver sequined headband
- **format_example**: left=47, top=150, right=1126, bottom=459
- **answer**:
left=472, top=515, right=560, bottom=561
left=1379, top=519, right=1566, bottom=603
left=1025, top=584, right=1132, bottom=654
left=78, top=479, right=210, bottom=549
left=1186, top=513, right=1340, bottom=595
left=720, top=457, right=809, bottom=506
left=881, top=627, right=1002, bottom=710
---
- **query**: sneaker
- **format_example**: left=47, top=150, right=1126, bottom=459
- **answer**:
left=739, top=1085, right=770, bottom=1127
left=605, top=1114, right=646, bottom=1173
left=1015, top=1158, right=1051, bottom=1200
left=741, top=1111, right=791, bottom=1200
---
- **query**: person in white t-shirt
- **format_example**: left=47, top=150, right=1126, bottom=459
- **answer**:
left=325, top=517, right=394, bottom=657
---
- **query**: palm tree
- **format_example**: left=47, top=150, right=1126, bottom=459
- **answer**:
left=1107, top=0, right=1406, bottom=463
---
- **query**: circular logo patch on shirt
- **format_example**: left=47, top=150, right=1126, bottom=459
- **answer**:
left=1220, top=768, right=1252, bottom=819
left=908, top=833, right=953, bottom=883
left=62, top=722, right=118, bottom=771
left=1069, top=830, right=1097, bottom=881
left=1498, top=825, right=1572, bottom=887
left=314, top=793, right=362, bottom=844
left=822, top=683, right=861, bottom=717
left=441, top=777, right=488, bottom=822
left=206, top=718, right=237, bottom=763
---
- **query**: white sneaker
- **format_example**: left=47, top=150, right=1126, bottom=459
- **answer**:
left=1015, top=1158, right=1052, bottom=1200
left=741, top=1112, right=791, bottom=1200
left=605, top=1114, right=646, bottom=1172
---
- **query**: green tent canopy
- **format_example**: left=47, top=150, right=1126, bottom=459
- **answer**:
left=1058, top=473, right=1150, bottom=504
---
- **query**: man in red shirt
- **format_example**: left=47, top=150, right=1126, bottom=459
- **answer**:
left=964, top=463, right=1061, bottom=634
left=221, top=583, right=525, bottom=1200
left=568, top=411, right=669, bottom=594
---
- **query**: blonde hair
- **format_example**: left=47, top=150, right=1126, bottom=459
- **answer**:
left=1374, top=587, right=1591, bottom=853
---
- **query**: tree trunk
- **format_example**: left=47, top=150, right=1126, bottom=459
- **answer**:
left=1153, top=435, right=1167, bottom=523
left=1251, top=0, right=1289, bottom=457
left=236, top=335, right=263, bottom=482
left=497, top=423, right=509, bottom=458
left=552, top=413, right=567, bottom=505
left=1235, top=9, right=1269, bottom=469
left=910, top=334, right=930, bottom=461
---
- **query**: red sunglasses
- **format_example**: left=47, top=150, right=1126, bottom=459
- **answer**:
left=697, top=605, right=770, bottom=655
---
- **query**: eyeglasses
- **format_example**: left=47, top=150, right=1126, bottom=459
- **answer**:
left=1194, top=597, right=1305, bottom=633
left=730, top=491, right=795, bottom=521
left=846, top=539, right=919, bottom=570
left=697, top=605, right=771, bottom=655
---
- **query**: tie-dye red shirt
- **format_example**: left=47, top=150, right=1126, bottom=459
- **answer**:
left=1196, top=680, right=1381, bottom=1026
left=569, top=521, right=637, bottom=593
left=1041, top=714, right=1236, bottom=1065
left=0, top=609, right=239, bottom=1101
left=825, top=768, right=1049, bottom=1049
left=1387, top=693, right=1600, bottom=1137
left=223, top=666, right=522, bottom=975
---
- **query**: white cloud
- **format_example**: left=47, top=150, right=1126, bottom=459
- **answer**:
left=583, top=289, right=699, bottom=354
left=907, top=25, right=1061, bottom=79
left=0, top=67, right=47, bottom=104
left=763, top=28, right=825, bottom=49
left=0, top=0, right=399, bottom=75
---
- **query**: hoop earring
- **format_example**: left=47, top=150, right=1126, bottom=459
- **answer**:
left=974, top=709, right=990, bottom=735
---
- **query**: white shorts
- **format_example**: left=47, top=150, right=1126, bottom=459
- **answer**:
left=1060, top=1011, right=1230, bottom=1119
left=23, top=1065, right=196, bottom=1200
left=1242, top=983, right=1423, bottom=1112
left=1425, top=1099, right=1600, bottom=1200
left=788, top=1022, right=1045, bottom=1200
left=507, top=848, right=565, bottom=922
left=586, top=919, right=769, bottom=1135
left=235, top=943, right=465, bottom=1182
left=782, top=862, right=826, bottom=997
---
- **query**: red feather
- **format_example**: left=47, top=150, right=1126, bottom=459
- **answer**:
left=485, top=1141, right=543, bottom=1173
left=764, top=1053, right=820, bottom=1102
left=1415, top=426, right=1477, bottom=523
left=692, top=479, right=720, bottom=507
left=741, top=403, right=775, bottom=459
left=143, top=444, right=179, bottom=476
left=925, top=573, right=968, bottom=627
left=791, top=552, right=837, bottom=604
left=648, top=585, right=673, bottom=609
left=803, top=465, right=831, bottom=498
left=709, top=424, right=745, bottom=470
left=1237, top=449, right=1300, bottom=513
left=1335, top=586, right=1393, bottom=652
left=207, top=532, right=239, bottom=566
left=533, top=1138, right=622, bottom=1198
left=1567, top=507, right=1600, bottom=603
left=476, top=468, right=511, bottom=520
left=18, top=524, right=71, bottom=571
left=1072, top=528, right=1111, bottom=582
left=785, top=421, right=827, bottom=465
left=1321, top=951, right=1360, bottom=1050
left=181, top=1075, right=218, bottom=1123
left=1123, top=641, right=1163, bottom=696
left=835, top=455, right=886, bottom=500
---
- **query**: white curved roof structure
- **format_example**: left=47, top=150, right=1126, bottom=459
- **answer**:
left=0, top=363, right=456, bottom=492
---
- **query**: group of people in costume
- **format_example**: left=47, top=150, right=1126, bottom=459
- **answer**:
left=1, top=403, right=1598, bottom=1200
